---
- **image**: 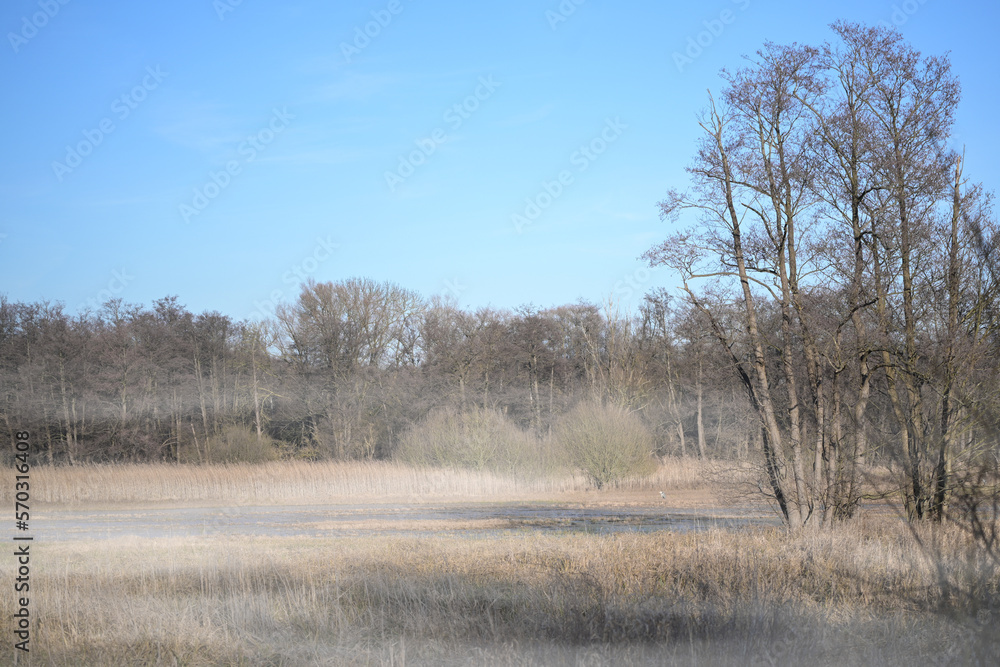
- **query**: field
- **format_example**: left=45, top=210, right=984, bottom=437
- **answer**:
left=2, top=459, right=998, bottom=665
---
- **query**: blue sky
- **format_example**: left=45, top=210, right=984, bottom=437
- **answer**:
left=2, top=0, right=998, bottom=321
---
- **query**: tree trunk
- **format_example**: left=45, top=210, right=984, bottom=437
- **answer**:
left=709, top=100, right=792, bottom=524
left=931, top=156, right=964, bottom=521
left=58, top=358, right=75, bottom=465
left=696, top=357, right=706, bottom=460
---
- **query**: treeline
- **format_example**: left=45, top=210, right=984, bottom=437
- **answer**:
left=646, top=22, right=1000, bottom=525
left=0, top=284, right=752, bottom=469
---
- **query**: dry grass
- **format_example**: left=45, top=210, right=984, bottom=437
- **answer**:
left=5, top=457, right=711, bottom=507
left=2, top=517, right=997, bottom=665
left=8, top=458, right=996, bottom=664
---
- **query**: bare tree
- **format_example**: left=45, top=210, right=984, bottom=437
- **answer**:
left=644, top=23, right=991, bottom=528
left=645, top=91, right=799, bottom=525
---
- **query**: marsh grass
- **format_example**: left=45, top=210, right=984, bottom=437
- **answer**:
left=8, top=458, right=996, bottom=664
left=2, top=518, right=997, bottom=665
left=5, top=457, right=709, bottom=507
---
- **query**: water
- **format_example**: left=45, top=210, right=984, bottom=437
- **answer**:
left=32, top=503, right=782, bottom=541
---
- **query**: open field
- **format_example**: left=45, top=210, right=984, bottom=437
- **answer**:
left=3, top=460, right=998, bottom=665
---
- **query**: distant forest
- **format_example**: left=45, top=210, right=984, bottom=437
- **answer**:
left=0, top=284, right=742, bottom=465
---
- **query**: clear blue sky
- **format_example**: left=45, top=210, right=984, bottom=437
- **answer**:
left=2, top=0, right=997, bottom=321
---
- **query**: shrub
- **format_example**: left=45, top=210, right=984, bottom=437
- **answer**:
left=554, top=399, right=657, bottom=488
left=395, top=406, right=547, bottom=474
left=203, top=424, right=280, bottom=464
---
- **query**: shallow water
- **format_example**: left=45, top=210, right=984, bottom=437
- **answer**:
left=32, top=503, right=782, bottom=541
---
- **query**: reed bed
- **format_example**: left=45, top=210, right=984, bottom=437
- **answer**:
left=7, top=456, right=712, bottom=506
left=2, top=517, right=996, bottom=665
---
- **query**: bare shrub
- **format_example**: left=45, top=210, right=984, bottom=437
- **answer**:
left=395, top=406, right=552, bottom=474
left=201, top=424, right=279, bottom=464
left=554, top=400, right=657, bottom=489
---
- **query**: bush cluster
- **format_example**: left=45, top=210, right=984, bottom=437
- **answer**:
left=395, top=406, right=542, bottom=473
left=396, top=400, right=657, bottom=487
left=201, top=425, right=280, bottom=464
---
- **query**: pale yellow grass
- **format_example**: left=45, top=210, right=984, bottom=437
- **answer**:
left=8, top=456, right=711, bottom=507
left=1, top=517, right=996, bottom=665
